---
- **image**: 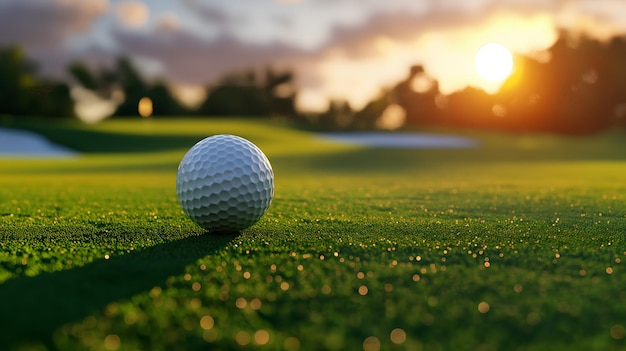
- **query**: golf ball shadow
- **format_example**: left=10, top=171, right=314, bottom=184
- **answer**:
left=176, top=135, right=274, bottom=233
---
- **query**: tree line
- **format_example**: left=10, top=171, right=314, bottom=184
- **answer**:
left=314, top=31, right=626, bottom=134
left=2, top=30, right=626, bottom=134
left=0, top=47, right=297, bottom=120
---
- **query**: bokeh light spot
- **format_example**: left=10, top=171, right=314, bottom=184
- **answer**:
left=478, top=301, right=490, bottom=313
left=138, top=97, right=153, bottom=118
left=363, top=336, right=381, bottom=351
left=104, top=334, right=121, bottom=350
left=390, top=328, right=407, bottom=344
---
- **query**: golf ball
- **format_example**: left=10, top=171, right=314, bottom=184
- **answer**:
left=176, top=134, right=274, bottom=233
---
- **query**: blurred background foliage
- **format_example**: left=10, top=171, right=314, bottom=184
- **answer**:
left=1, top=30, right=626, bottom=135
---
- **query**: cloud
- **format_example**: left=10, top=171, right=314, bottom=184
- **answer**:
left=105, top=0, right=626, bottom=111
left=115, top=1, right=149, bottom=28
left=556, top=0, right=626, bottom=39
left=180, top=0, right=239, bottom=27
left=0, top=0, right=108, bottom=77
left=155, top=12, right=181, bottom=31
left=0, top=0, right=107, bottom=51
left=110, top=25, right=310, bottom=85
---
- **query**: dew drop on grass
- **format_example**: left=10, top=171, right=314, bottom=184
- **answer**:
left=190, top=298, right=202, bottom=309
left=235, top=297, right=247, bottom=309
left=103, top=334, right=121, bottom=350
left=235, top=331, right=251, bottom=346
left=202, top=329, right=218, bottom=342
left=250, top=298, right=262, bottom=310
left=611, top=325, right=626, bottom=340
left=390, top=328, right=407, bottom=344
left=149, top=286, right=162, bottom=298
left=527, top=312, right=541, bottom=325
left=283, top=337, right=301, bottom=351
left=124, top=310, right=138, bottom=325
left=478, top=302, right=490, bottom=314
left=254, top=330, right=270, bottom=345
left=363, top=336, right=381, bottom=351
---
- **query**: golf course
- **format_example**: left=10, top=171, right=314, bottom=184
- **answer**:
left=1, top=117, right=625, bottom=351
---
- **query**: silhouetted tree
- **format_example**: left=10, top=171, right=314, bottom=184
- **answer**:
left=263, top=68, right=297, bottom=118
left=494, top=31, right=626, bottom=134
left=197, top=67, right=298, bottom=118
left=0, top=47, right=36, bottom=115
left=312, top=30, right=626, bottom=133
left=0, top=46, right=73, bottom=118
left=391, top=65, right=441, bottom=126
left=316, top=100, right=353, bottom=129
left=70, top=57, right=189, bottom=117
left=352, top=91, right=390, bottom=130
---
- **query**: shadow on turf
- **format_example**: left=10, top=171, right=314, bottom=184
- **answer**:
left=0, top=233, right=234, bottom=350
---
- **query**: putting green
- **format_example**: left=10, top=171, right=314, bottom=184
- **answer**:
left=1, top=118, right=625, bottom=351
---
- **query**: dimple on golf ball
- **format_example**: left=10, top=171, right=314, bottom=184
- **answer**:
left=176, top=134, right=274, bottom=233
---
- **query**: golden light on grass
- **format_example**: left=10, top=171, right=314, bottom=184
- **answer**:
left=124, top=310, right=138, bottom=325
left=250, top=298, right=262, bottom=310
left=475, top=43, right=514, bottom=82
left=284, top=337, right=301, bottom=351
left=200, top=315, right=214, bottom=330
left=390, top=328, right=407, bottom=344
left=104, top=334, right=121, bottom=350
left=527, top=312, right=541, bottom=325
left=190, top=298, right=202, bottom=309
left=611, top=324, right=626, bottom=340
left=138, top=97, right=153, bottom=117
left=321, top=285, right=332, bottom=294
left=363, top=336, right=381, bottom=351
left=254, top=330, right=270, bottom=345
left=203, top=330, right=218, bottom=342
left=235, top=297, right=247, bottom=309
left=235, top=331, right=251, bottom=346
left=478, top=301, right=490, bottom=313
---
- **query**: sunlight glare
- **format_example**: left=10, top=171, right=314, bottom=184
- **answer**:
left=475, top=43, right=514, bottom=82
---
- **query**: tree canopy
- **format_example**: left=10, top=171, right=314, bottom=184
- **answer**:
left=2, top=30, right=626, bottom=134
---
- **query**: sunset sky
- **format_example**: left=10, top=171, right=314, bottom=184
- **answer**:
left=2, top=0, right=626, bottom=117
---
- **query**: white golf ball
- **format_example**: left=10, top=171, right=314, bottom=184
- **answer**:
left=176, top=134, right=274, bottom=233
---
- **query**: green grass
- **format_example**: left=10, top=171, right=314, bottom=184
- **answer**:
left=1, top=117, right=626, bottom=351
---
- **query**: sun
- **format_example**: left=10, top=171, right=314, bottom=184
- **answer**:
left=475, top=43, right=514, bottom=82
